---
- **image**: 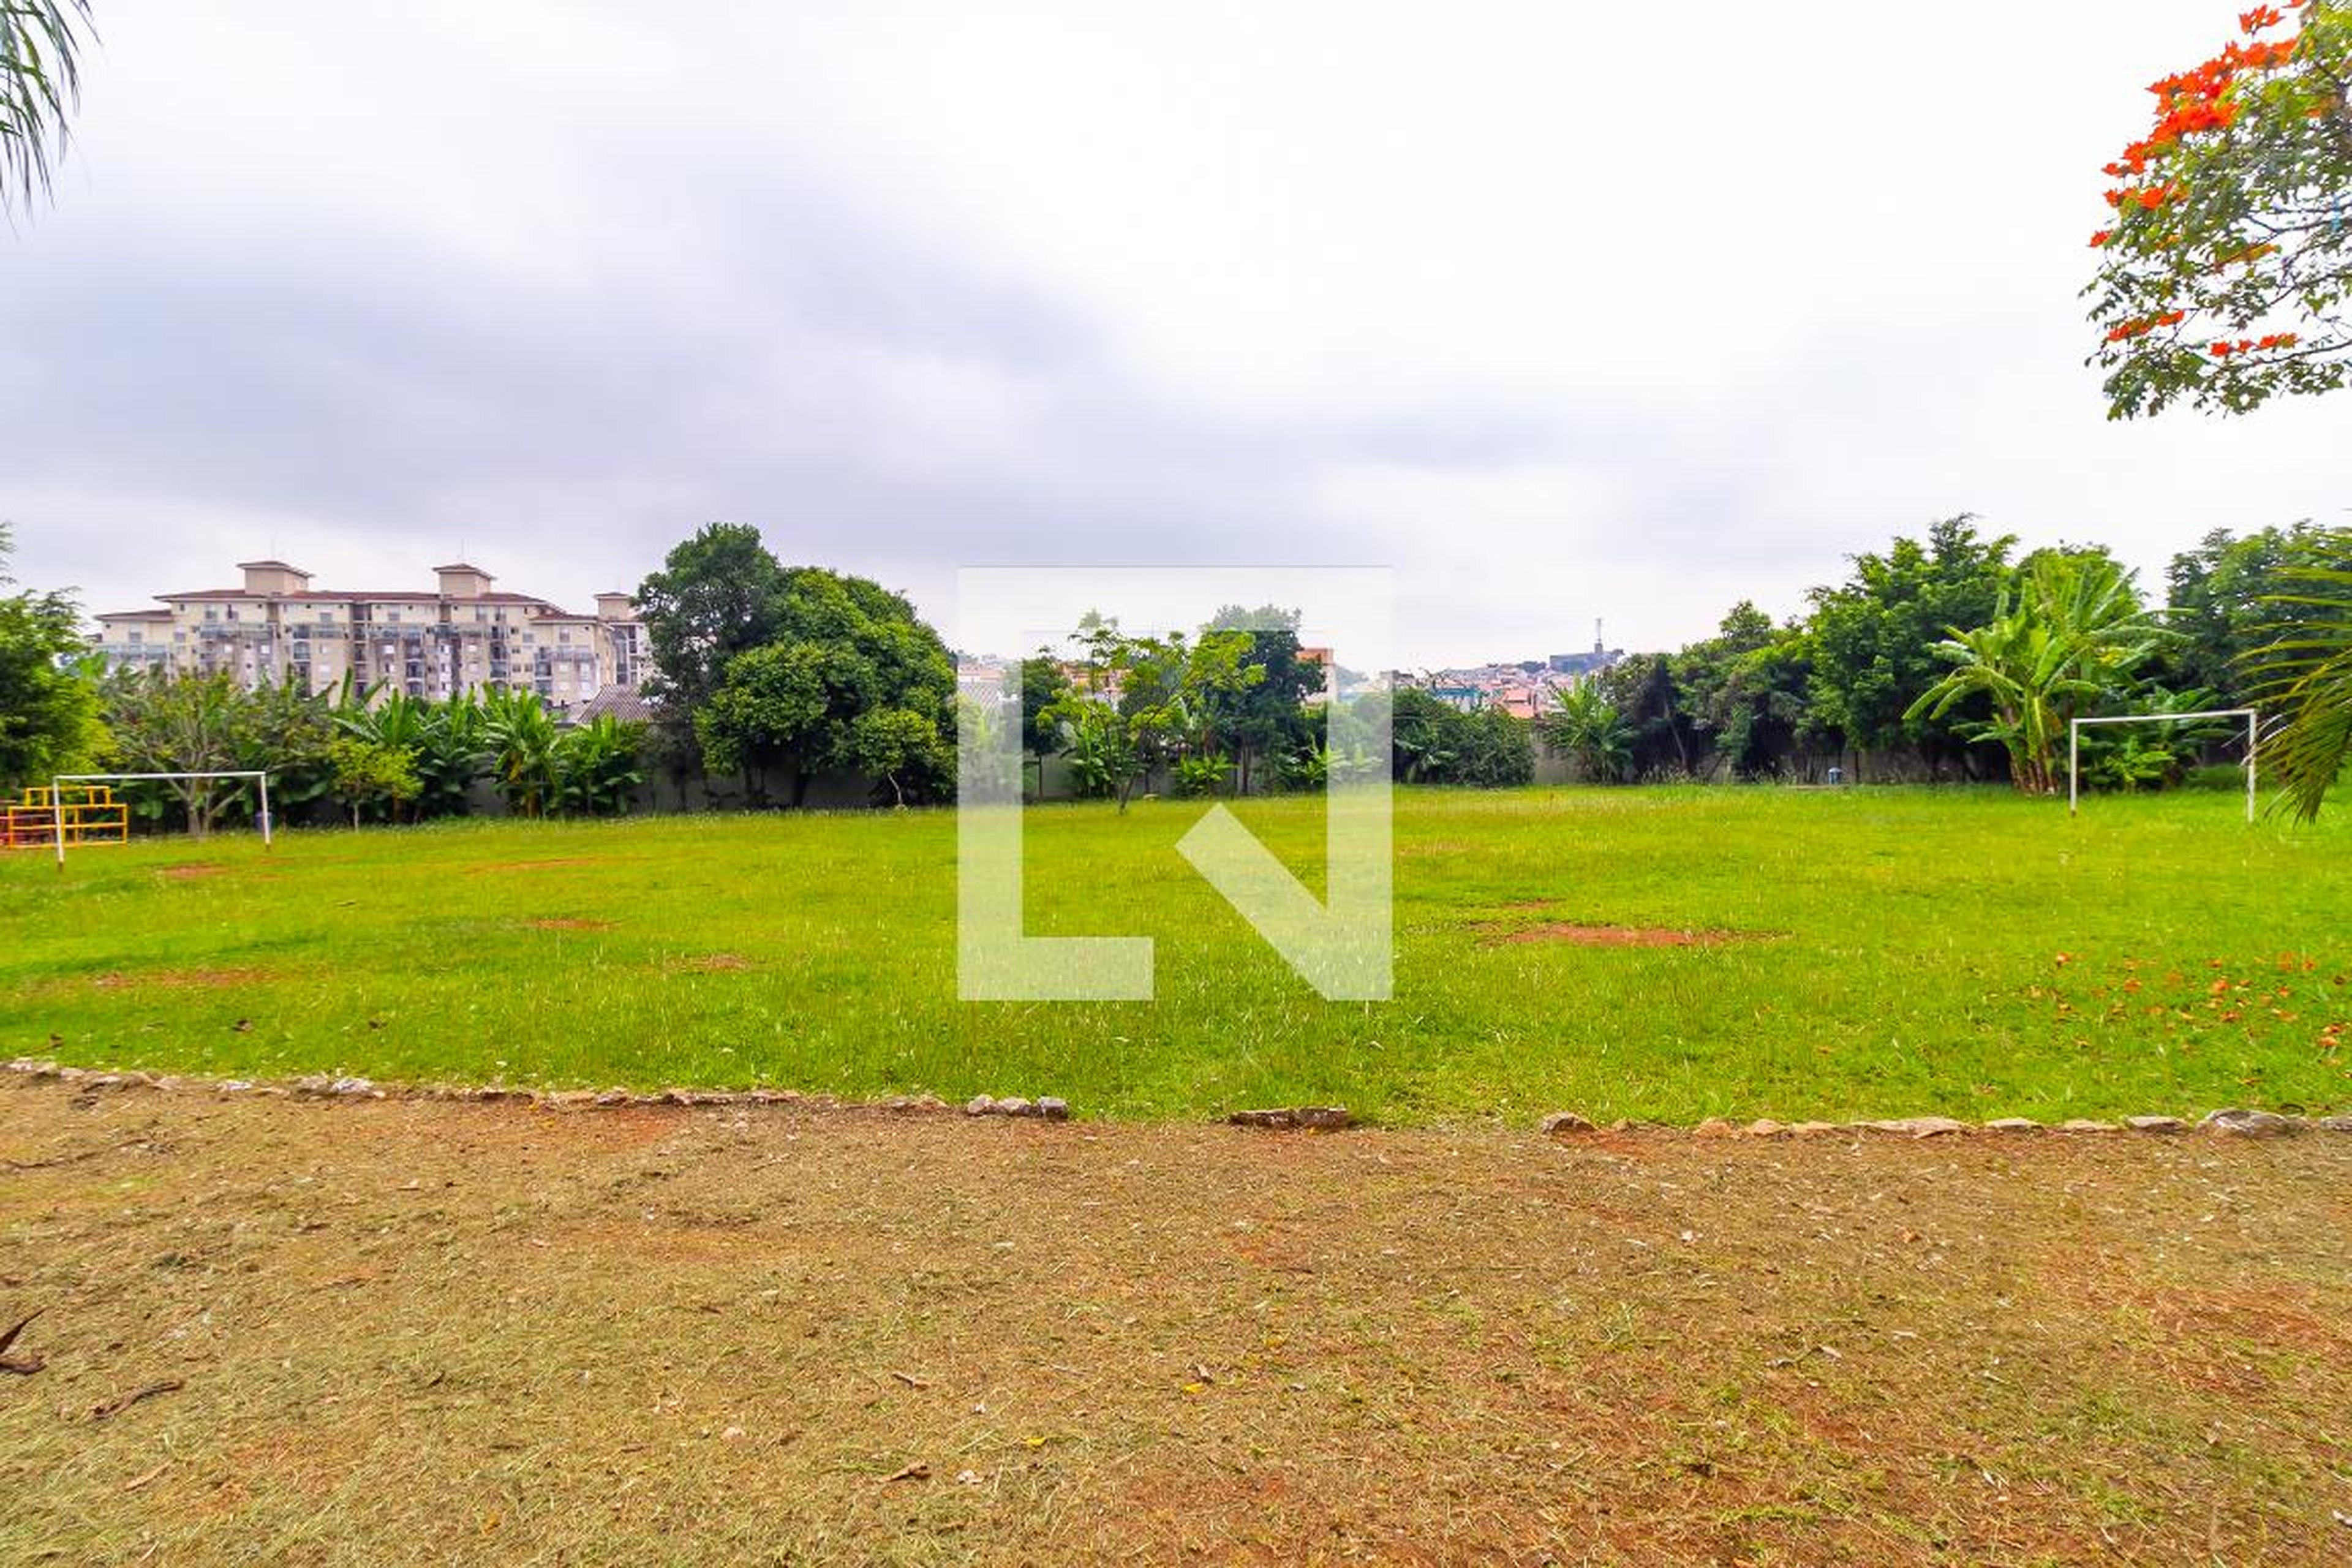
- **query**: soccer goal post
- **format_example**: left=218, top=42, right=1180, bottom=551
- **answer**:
left=48, top=771, right=274, bottom=868
left=2066, top=710, right=2256, bottom=823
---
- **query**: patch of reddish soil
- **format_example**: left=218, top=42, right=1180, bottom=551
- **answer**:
left=91, top=967, right=274, bottom=990
left=1490, top=924, right=1758, bottom=948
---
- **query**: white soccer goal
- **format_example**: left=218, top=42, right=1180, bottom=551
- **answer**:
left=47, top=771, right=274, bottom=867
left=2066, top=710, right=2256, bottom=823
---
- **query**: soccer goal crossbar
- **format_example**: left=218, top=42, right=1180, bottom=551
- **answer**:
left=2066, top=709, right=2256, bottom=823
left=47, top=771, right=274, bottom=867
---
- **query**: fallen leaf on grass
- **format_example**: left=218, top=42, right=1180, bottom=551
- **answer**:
left=1, top=1310, right=45, bottom=1375
left=89, top=1379, right=184, bottom=1420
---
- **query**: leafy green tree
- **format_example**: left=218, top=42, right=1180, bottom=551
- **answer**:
left=1804, top=516, right=2016, bottom=776
left=1017, top=655, right=1071, bottom=798
left=1905, top=552, right=2177, bottom=793
left=1205, top=605, right=1322, bottom=792
left=1711, top=631, right=1819, bottom=780
left=1457, top=707, right=1534, bottom=786
left=0, top=526, right=104, bottom=788
left=334, top=687, right=484, bottom=819
left=850, top=706, right=947, bottom=808
left=1051, top=697, right=1137, bottom=802
left=1668, top=602, right=1822, bottom=780
left=1540, top=680, right=1632, bottom=783
left=2, top=1, right=91, bottom=216
left=479, top=687, right=564, bottom=818
left=1033, top=620, right=1268, bottom=807
left=695, top=567, right=956, bottom=807
left=554, top=714, right=647, bottom=817
left=1130, top=628, right=1262, bottom=780
left=952, top=690, right=1022, bottom=799
left=1388, top=688, right=1461, bottom=783
left=237, top=676, right=337, bottom=821
left=2162, top=523, right=2351, bottom=703
left=2087, top=2, right=2352, bottom=416
left=635, top=522, right=791, bottom=766
left=1594, top=653, right=1697, bottom=778
left=326, top=736, right=421, bottom=827
left=99, top=671, right=249, bottom=837
left=1385, top=689, right=1531, bottom=786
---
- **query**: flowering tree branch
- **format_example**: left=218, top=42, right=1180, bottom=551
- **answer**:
left=2087, top=1, right=2352, bottom=417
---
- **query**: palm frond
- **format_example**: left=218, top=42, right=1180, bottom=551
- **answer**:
left=2, top=1, right=94, bottom=217
left=2236, top=532, right=2352, bottom=819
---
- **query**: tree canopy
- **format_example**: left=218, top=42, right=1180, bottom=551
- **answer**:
left=1803, top=516, right=2016, bottom=770
left=689, top=562, right=957, bottom=807
left=0, top=524, right=103, bottom=789
left=635, top=522, right=791, bottom=720
left=2087, top=1, right=2352, bottom=416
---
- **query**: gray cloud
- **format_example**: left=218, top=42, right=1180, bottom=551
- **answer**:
left=5, top=0, right=2347, bottom=665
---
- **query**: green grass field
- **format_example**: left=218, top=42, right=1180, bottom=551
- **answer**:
left=4, top=786, right=2347, bottom=1124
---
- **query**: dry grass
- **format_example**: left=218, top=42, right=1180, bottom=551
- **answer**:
left=6, top=1082, right=2352, bottom=1564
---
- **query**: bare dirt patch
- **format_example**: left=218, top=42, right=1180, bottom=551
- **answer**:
left=88, top=967, right=275, bottom=992
left=154, top=864, right=226, bottom=881
left=666, top=952, right=752, bottom=973
left=2, top=1082, right=2349, bottom=1564
left=522, top=918, right=616, bottom=932
left=1488, top=922, right=1763, bottom=947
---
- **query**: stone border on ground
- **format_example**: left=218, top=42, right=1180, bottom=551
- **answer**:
left=12, top=1060, right=2351, bottom=1138
left=1, top=1058, right=1069, bottom=1121
left=1538, top=1106, right=2352, bottom=1138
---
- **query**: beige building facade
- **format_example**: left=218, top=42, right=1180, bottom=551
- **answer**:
left=94, top=560, right=649, bottom=713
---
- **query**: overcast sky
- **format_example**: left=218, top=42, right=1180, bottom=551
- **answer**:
left=5, top=1, right=2346, bottom=666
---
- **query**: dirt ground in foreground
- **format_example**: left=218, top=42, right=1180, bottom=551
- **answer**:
left=4, top=1083, right=2351, bottom=1567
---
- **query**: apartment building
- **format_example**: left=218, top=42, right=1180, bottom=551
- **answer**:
left=93, top=560, right=648, bottom=712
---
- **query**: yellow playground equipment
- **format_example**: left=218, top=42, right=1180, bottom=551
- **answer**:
left=1, top=784, right=131, bottom=850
